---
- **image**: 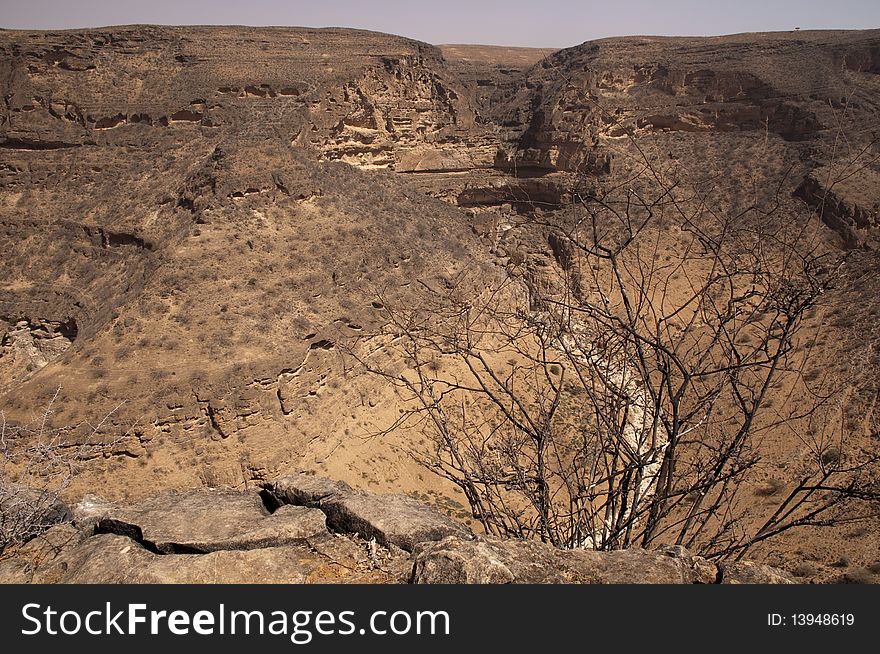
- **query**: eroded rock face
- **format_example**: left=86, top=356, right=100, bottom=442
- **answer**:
left=492, top=32, right=879, bottom=174
left=0, top=26, right=480, bottom=174
left=794, top=172, right=880, bottom=249
left=313, top=55, right=477, bottom=170
left=0, top=318, right=77, bottom=393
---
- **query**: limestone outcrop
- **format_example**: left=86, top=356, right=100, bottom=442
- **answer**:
left=0, top=475, right=794, bottom=584
left=264, top=473, right=472, bottom=551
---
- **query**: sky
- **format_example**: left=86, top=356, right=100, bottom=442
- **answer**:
left=0, top=0, right=878, bottom=48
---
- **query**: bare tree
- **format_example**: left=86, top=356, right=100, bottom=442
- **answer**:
left=355, top=152, right=880, bottom=559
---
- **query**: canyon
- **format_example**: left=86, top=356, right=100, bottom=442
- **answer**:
left=1, top=25, right=879, bottom=582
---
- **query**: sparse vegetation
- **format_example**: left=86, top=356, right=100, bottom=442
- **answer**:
left=360, top=146, right=880, bottom=559
left=0, top=389, right=126, bottom=558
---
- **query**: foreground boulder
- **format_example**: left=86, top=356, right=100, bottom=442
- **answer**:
left=2, top=487, right=406, bottom=583
left=412, top=536, right=734, bottom=584
left=264, top=473, right=472, bottom=551
left=28, top=533, right=391, bottom=584
left=718, top=560, right=796, bottom=584
left=73, top=488, right=326, bottom=553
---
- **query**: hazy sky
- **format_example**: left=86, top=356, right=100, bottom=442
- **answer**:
left=1, top=0, right=878, bottom=48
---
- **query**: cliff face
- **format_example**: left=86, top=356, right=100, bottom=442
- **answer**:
left=0, top=26, right=487, bottom=171
left=418, top=32, right=880, bottom=254
left=485, top=32, right=880, bottom=245
left=4, top=27, right=877, bottom=240
left=1, top=26, right=880, bottom=580
left=493, top=32, right=879, bottom=168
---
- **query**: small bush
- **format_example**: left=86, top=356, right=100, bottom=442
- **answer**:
left=790, top=562, right=819, bottom=578
left=755, top=478, right=785, bottom=497
left=0, top=389, right=126, bottom=557
left=837, top=567, right=874, bottom=584
left=821, top=446, right=842, bottom=468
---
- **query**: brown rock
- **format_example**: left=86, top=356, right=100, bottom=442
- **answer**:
left=1, top=481, right=798, bottom=585
left=570, top=548, right=701, bottom=584
left=266, top=474, right=354, bottom=505
left=0, top=558, right=32, bottom=583
left=719, top=560, right=795, bottom=584
left=30, top=533, right=348, bottom=584
left=412, top=537, right=794, bottom=585
left=266, top=474, right=472, bottom=551
left=412, top=536, right=712, bottom=584
left=76, top=488, right=326, bottom=553
left=658, top=544, right=720, bottom=584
